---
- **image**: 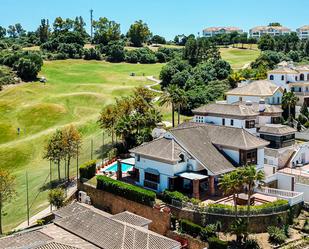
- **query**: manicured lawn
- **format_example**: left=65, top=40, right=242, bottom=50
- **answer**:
left=0, top=60, right=163, bottom=232
left=220, top=47, right=260, bottom=70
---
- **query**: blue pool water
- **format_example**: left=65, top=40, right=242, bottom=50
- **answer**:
left=104, top=162, right=133, bottom=172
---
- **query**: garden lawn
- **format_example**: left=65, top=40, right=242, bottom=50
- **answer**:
left=220, top=47, right=260, bottom=70
left=0, top=60, right=163, bottom=232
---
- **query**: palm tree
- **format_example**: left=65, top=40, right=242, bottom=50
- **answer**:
left=241, top=165, right=264, bottom=225
left=159, top=84, right=180, bottom=127
left=282, top=92, right=299, bottom=119
left=219, top=170, right=243, bottom=219
left=175, top=89, right=188, bottom=125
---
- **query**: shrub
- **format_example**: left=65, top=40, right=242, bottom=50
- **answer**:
left=96, top=175, right=156, bottom=206
left=79, top=160, right=97, bottom=179
left=208, top=237, right=228, bottom=249
left=179, top=219, right=202, bottom=238
left=206, top=199, right=289, bottom=215
left=302, top=219, right=309, bottom=233
left=84, top=48, right=101, bottom=60
left=48, top=188, right=65, bottom=209
left=161, top=190, right=189, bottom=204
left=267, top=226, right=287, bottom=245
left=200, top=224, right=217, bottom=242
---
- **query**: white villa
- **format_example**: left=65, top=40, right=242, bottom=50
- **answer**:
left=192, top=101, right=282, bottom=135
left=202, top=26, right=243, bottom=38
left=267, top=63, right=309, bottom=106
left=249, top=25, right=291, bottom=39
left=225, top=80, right=284, bottom=105
left=130, top=123, right=268, bottom=199
left=297, top=25, right=309, bottom=40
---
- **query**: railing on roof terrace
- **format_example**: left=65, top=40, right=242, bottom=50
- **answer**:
left=254, top=187, right=303, bottom=205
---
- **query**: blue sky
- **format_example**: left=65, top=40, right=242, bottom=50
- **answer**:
left=1, top=0, right=309, bottom=39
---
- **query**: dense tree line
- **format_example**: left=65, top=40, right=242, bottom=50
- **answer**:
left=98, top=87, right=162, bottom=152
left=159, top=36, right=232, bottom=114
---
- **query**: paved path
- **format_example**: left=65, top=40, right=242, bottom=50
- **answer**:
left=15, top=183, right=77, bottom=231
left=145, top=76, right=163, bottom=93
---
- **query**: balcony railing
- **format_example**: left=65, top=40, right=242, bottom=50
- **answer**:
left=255, top=186, right=303, bottom=206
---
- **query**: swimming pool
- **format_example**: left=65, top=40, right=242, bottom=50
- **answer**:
left=104, top=162, right=133, bottom=172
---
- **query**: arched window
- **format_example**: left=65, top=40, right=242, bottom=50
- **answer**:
left=269, top=75, right=274, bottom=80
left=281, top=75, right=284, bottom=81
left=300, top=74, right=305, bottom=81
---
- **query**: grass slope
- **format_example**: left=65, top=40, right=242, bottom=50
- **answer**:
left=0, top=60, right=163, bottom=231
left=220, top=47, right=260, bottom=69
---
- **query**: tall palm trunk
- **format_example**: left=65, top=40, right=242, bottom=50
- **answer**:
left=172, top=103, right=175, bottom=127
left=233, top=193, right=238, bottom=219
left=0, top=197, right=2, bottom=235
left=246, top=185, right=252, bottom=229
left=67, top=157, right=71, bottom=182
left=177, top=106, right=180, bottom=125
left=57, top=159, right=61, bottom=180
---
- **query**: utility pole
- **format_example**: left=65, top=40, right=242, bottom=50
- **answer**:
left=76, top=146, right=79, bottom=180
left=91, top=139, right=93, bottom=160
left=26, top=171, right=29, bottom=226
left=49, top=160, right=52, bottom=212
left=90, top=9, right=94, bottom=39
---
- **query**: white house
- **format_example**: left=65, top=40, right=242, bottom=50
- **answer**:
left=130, top=123, right=268, bottom=199
left=249, top=25, right=291, bottom=39
left=268, top=64, right=309, bottom=106
left=226, top=80, right=284, bottom=105
left=202, top=26, right=243, bottom=37
left=297, top=25, right=309, bottom=40
left=192, top=101, right=283, bottom=135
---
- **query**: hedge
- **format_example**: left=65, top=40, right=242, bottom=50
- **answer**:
left=161, top=190, right=189, bottom=204
left=179, top=219, right=202, bottom=238
left=79, top=160, right=97, bottom=179
left=206, top=199, right=289, bottom=215
left=208, top=237, right=228, bottom=249
left=96, top=175, right=156, bottom=206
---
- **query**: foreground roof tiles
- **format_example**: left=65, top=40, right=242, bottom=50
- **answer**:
left=259, top=124, right=296, bottom=135
left=111, top=211, right=152, bottom=227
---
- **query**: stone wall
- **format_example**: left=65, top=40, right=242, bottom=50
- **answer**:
left=169, top=205, right=289, bottom=233
left=78, top=182, right=171, bottom=235
left=166, top=230, right=208, bottom=249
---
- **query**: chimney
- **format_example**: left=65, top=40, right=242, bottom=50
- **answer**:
left=116, top=159, right=122, bottom=180
left=259, top=99, right=266, bottom=112
left=245, top=100, right=252, bottom=106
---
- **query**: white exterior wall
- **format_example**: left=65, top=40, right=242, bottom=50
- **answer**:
left=257, top=148, right=264, bottom=170
left=291, top=143, right=309, bottom=166
left=264, top=164, right=276, bottom=177
left=277, top=173, right=293, bottom=191
left=295, top=183, right=309, bottom=202
left=134, top=155, right=187, bottom=192
left=264, top=156, right=279, bottom=167
left=258, top=116, right=272, bottom=126
left=227, top=95, right=261, bottom=104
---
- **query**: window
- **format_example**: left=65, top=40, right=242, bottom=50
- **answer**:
left=300, top=74, right=305, bottom=81
left=179, top=154, right=185, bottom=163
left=295, top=76, right=298, bottom=81
left=277, top=97, right=280, bottom=104
left=230, top=119, right=234, bottom=126
left=145, top=172, right=160, bottom=183
left=222, top=118, right=225, bottom=126
left=137, top=155, right=140, bottom=162
left=245, top=120, right=255, bottom=129
left=307, top=74, right=309, bottom=81
left=239, top=97, right=243, bottom=102
left=281, top=75, right=284, bottom=81
left=269, top=75, right=274, bottom=80
left=240, top=149, right=257, bottom=165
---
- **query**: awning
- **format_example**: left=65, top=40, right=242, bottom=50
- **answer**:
left=177, top=172, right=209, bottom=180
left=144, top=168, right=160, bottom=175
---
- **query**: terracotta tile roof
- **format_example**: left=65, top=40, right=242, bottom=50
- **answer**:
left=193, top=102, right=282, bottom=118
left=259, top=124, right=296, bottom=135
left=203, top=26, right=242, bottom=32
left=111, top=211, right=152, bottom=227
left=130, top=137, right=185, bottom=164
left=297, top=25, right=309, bottom=31
left=250, top=26, right=291, bottom=32
left=268, top=67, right=299, bottom=74
left=226, top=80, right=282, bottom=97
